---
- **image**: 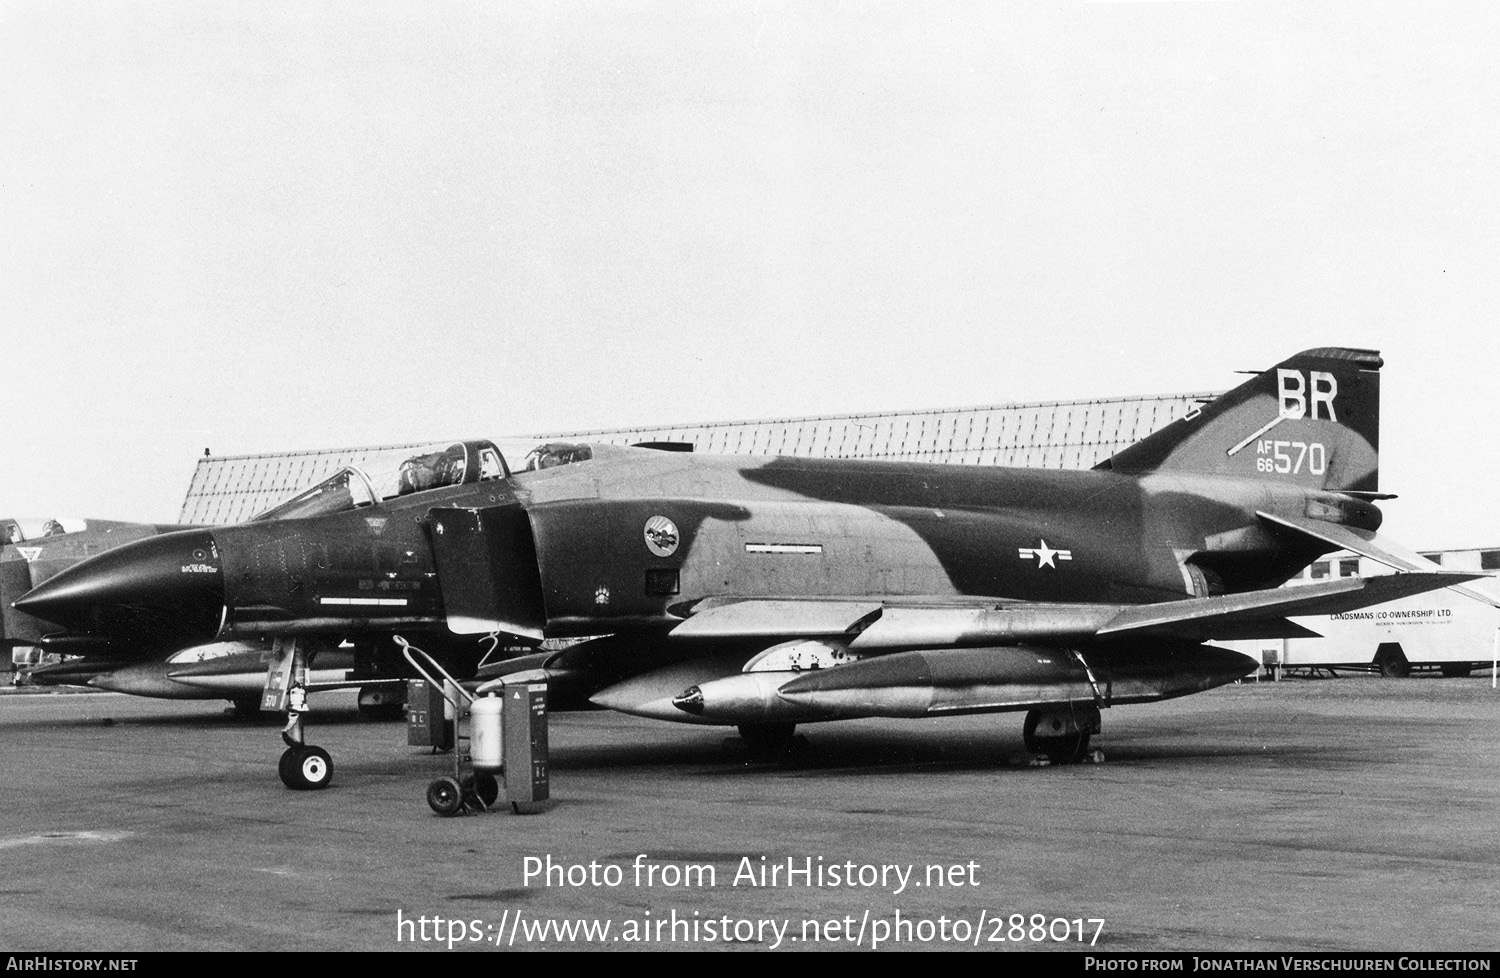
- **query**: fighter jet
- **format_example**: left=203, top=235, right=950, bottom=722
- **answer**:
left=3, top=493, right=412, bottom=715
left=17, top=348, right=1475, bottom=790
left=3, top=517, right=185, bottom=681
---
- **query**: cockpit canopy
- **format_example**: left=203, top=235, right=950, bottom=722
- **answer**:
left=249, top=440, right=510, bottom=522
left=246, top=438, right=604, bottom=523
left=249, top=468, right=382, bottom=522
left=0, top=518, right=86, bottom=545
left=522, top=442, right=593, bottom=472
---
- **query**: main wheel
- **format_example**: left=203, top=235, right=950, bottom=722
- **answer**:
left=279, top=745, right=333, bottom=790
left=738, top=722, right=797, bottom=759
left=1024, top=710, right=1092, bottom=765
left=427, top=777, right=464, bottom=817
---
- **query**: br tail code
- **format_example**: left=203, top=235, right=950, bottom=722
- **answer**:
left=1278, top=368, right=1337, bottom=420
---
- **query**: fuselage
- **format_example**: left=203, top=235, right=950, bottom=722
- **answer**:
left=17, top=446, right=1379, bottom=650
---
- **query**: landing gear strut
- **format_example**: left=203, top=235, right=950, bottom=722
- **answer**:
left=1024, top=705, right=1101, bottom=765
left=266, top=640, right=335, bottom=790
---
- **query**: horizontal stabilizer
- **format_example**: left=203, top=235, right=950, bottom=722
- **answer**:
left=1098, top=571, right=1483, bottom=642
left=1257, top=511, right=1500, bottom=609
left=671, top=598, right=884, bottom=639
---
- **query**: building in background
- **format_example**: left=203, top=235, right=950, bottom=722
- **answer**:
left=178, top=392, right=1213, bottom=525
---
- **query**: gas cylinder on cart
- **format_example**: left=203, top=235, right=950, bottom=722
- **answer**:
left=470, top=694, right=504, bottom=773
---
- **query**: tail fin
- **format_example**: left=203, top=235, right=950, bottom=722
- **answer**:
left=1097, top=348, right=1381, bottom=493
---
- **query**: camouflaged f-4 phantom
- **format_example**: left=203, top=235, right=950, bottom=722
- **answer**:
left=18, top=348, right=1477, bottom=788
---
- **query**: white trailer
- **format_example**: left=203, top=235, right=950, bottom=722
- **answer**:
left=1223, top=547, right=1500, bottom=678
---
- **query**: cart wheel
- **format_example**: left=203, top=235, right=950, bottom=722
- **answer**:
left=459, top=775, right=485, bottom=812
left=461, top=773, right=499, bottom=810
left=468, top=772, right=500, bottom=808
left=427, top=777, right=464, bottom=817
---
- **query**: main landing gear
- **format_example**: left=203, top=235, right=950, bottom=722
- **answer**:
left=1023, top=704, right=1102, bottom=765
left=735, top=722, right=808, bottom=762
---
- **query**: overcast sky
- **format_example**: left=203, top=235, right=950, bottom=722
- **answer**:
left=2, top=2, right=1496, bottom=549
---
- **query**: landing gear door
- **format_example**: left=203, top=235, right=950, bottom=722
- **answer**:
left=426, top=506, right=547, bottom=641
left=260, top=638, right=305, bottom=712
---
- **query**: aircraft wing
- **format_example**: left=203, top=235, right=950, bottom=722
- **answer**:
left=1257, top=511, right=1500, bottom=608
left=665, top=571, right=1482, bottom=649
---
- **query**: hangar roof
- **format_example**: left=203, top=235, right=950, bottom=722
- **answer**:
left=178, top=391, right=1215, bottom=526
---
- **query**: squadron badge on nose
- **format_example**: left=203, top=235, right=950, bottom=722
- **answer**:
left=644, top=516, right=680, bottom=557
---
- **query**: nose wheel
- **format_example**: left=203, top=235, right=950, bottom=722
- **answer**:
left=279, top=745, right=334, bottom=790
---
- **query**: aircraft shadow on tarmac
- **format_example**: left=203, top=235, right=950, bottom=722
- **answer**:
left=7, top=703, right=386, bottom=732
left=13, top=700, right=1371, bottom=784
left=542, top=724, right=1354, bottom=777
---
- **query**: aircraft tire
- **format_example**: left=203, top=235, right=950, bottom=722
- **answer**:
left=279, top=746, right=333, bottom=791
left=427, top=777, right=465, bottom=817
left=277, top=748, right=297, bottom=786
left=1023, top=710, right=1091, bottom=765
left=1039, top=732, right=1091, bottom=764
left=738, top=722, right=797, bottom=759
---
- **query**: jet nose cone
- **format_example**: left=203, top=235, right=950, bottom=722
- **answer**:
left=15, top=529, right=225, bottom=644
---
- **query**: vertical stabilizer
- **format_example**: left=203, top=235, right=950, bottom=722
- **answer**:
left=1097, top=348, right=1381, bottom=493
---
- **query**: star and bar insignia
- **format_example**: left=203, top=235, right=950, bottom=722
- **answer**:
left=1018, top=539, right=1072, bottom=569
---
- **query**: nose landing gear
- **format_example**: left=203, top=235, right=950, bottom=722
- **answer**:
left=271, top=663, right=335, bottom=790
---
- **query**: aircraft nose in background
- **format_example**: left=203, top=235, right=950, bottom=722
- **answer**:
left=14, top=528, right=225, bottom=644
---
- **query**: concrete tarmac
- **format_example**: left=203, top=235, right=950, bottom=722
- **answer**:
left=1, top=675, right=1497, bottom=952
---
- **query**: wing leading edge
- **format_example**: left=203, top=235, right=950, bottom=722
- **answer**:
left=668, top=571, right=1483, bottom=648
